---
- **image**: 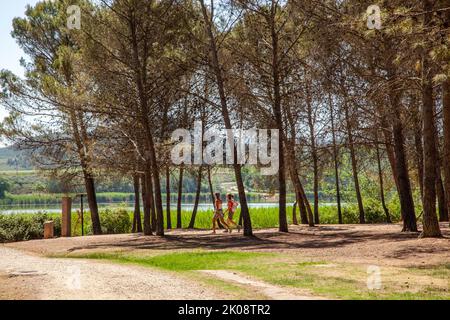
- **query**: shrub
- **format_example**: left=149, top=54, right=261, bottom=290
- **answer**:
left=99, top=208, right=132, bottom=234
left=0, top=213, right=61, bottom=243
left=341, top=204, right=360, bottom=224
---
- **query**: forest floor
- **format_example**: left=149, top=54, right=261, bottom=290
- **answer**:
left=1, top=223, right=449, bottom=299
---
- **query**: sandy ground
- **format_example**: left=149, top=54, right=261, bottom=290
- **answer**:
left=1, top=223, right=449, bottom=300
left=0, top=246, right=223, bottom=300
left=200, top=270, right=325, bottom=300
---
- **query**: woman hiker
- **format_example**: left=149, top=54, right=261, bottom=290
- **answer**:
left=224, top=194, right=240, bottom=233
left=212, top=193, right=230, bottom=234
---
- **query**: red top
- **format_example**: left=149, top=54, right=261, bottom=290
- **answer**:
left=227, top=200, right=234, bottom=212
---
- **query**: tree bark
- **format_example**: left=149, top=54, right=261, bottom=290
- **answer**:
left=146, top=168, right=157, bottom=233
left=133, top=174, right=142, bottom=233
left=68, top=110, right=101, bottom=235
left=435, top=132, right=449, bottom=222
left=286, top=149, right=311, bottom=226
left=141, top=174, right=152, bottom=236
left=83, top=173, right=101, bottom=235
left=344, top=103, right=365, bottom=223
left=166, top=167, right=172, bottom=230
left=269, top=4, right=288, bottom=233
left=189, top=166, right=203, bottom=229
left=386, top=65, right=417, bottom=232
left=443, top=79, right=450, bottom=224
left=307, top=87, right=320, bottom=224
left=414, top=125, right=425, bottom=201
left=411, top=93, right=424, bottom=201
left=420, top=0, right=442, bottom=238
left=436, top=166, right=449, bottom=222
left=285, top=101, right=309, bottom=225
left=329, top=94, right=343, bottom=224
left=176, top=165, right=184, bottom=229
left=375, top=137, right=392, bottom=223
left=292, top=201, right=298, bottom=225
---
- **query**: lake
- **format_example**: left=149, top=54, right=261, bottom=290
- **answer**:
left=0, top=201, right=343, bottom=215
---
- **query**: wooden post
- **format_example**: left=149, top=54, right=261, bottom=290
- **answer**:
left=62, top=197, right=72, bottom=237
left=44, top=221, right=54, bottom=239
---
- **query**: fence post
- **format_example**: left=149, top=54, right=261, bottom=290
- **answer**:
left=44, top=221, right=54, bottom=239
left=62, top=196, right=72, bottom=237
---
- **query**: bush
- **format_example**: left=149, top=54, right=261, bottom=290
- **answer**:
left=342, top=204, right=360, bottom=224
left=99, top=208, right=132, bottom=235
left=0, top=213, right=61, bottom=243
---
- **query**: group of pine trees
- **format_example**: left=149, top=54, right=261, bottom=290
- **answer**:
left=0, top=0, right=449, bottom=238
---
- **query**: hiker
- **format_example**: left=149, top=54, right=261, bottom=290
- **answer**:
left=212, top=193, right=230, bottom=234
left=224, top=194, right=240, bottom=233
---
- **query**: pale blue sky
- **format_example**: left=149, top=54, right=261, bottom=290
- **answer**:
left=0, top=0, right=40, bottom=122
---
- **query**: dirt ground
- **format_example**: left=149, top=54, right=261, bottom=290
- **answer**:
left=0, top=246, right=227, bottom=300
left=5, top=223, right=450, bottom=267
left=1, top=223, right=449, bottom=300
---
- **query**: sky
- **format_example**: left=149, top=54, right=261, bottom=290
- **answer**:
left=0, top=0, right=40, bottom=119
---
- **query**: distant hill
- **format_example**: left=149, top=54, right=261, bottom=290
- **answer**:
left=0, top=146, right=33, bottom=171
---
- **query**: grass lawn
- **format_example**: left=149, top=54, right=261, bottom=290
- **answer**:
left=63, top=250, right=450, bottom=300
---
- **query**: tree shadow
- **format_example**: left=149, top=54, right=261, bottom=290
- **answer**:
left=65, top=224, right=432, bottom=254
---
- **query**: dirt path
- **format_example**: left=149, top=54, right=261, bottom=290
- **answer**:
left=2, top=224, right=448, bottom=300
left=8, top=224, right=448, bottom=268
left=200, top=270, right=323, bottom=300
left=0, top=247, right=222, bottom=300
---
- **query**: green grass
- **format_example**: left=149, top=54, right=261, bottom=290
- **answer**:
left=74, top=251, right=272, bottom=271
left=66, top=250, right=450, bottom=300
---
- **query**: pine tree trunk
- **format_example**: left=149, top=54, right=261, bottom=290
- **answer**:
left=84, top=173, right=102, bottom=235
left=442, top=79, right=450, bottom=224
left=199, top=0, right=252, bottom=236
left=147, top=170, right=157, bottom=233
left=166, top=167, right=172, bottom=230
left=412, top=94, right=424, bottom=201
left=269, top=6, right=288, bottom=233
left=189, top=166, right=203, bottom=229
left=344, top=104, right=365, bottom=223
left=207, top=166, right=215, bottom=210
left=284, top=139, right=311, bottom=226
left=436, top=169, right=449, bottom=222
left=414, top=127, right=425, bottom=201
left=420, top=0, right=442, bottom=238
left=68, top=110, right=101, bottom=235
left=141, top=174, right=152, bottom=236
left=285, top=102, right=309, bottom=225
left=292, top=202, right=298, bottom=225
left=307, top=87, right=320, bottom=224
left=376, top=138, right=391, bottom=223
left=435, top=132, right=449, bottom=222
left=133, top=174, right=142, bottom=233
left=299, top=180, right=315, bottom=227
left=381, top=126, right=400, bottom=194
left=386, top=68, right=417, bottom=232
left=329, top=95, right=343, bottom=224
left=177, top=165, right=184, bottom=229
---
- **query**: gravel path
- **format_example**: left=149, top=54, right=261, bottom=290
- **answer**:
left=200, top=270, right=324, bottom=300
left=0, top=247, right=222, bottom=300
